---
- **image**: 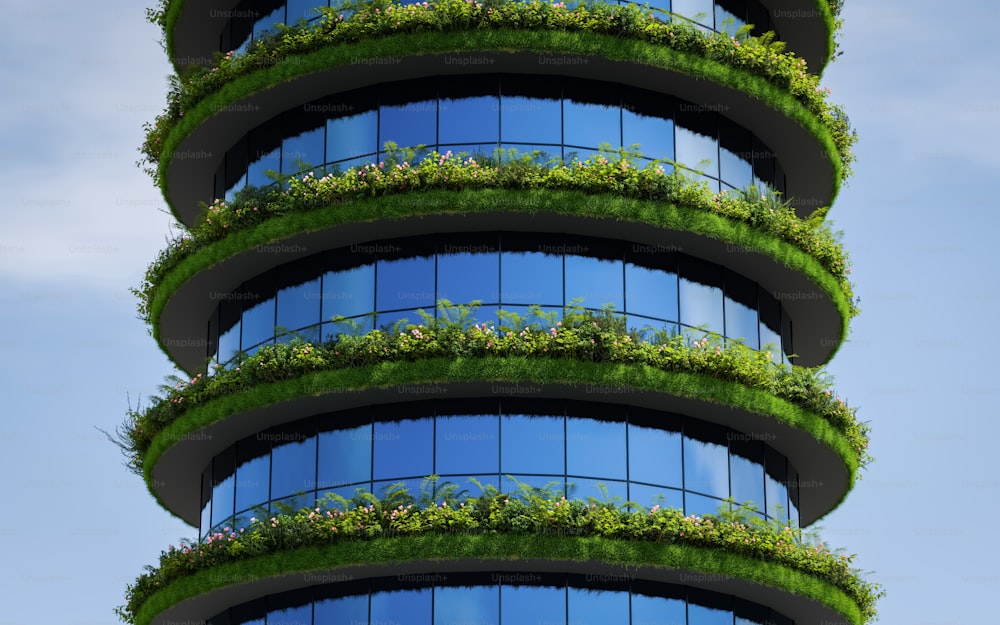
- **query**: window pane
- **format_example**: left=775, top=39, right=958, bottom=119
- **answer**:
left=281, top=126, right=324, bottom=177
left=267, top=604, right=310, bottom=625
left=724, top=274, right=759, bottom=348
left=688, top=602, right=734, bottom=625
left=436, top=414, right=500, bottom=475
left=568, top=588, right=629, bottom=625
left=568, top=477, right=627, bottom=502
left=314, top=595, right=368, bottom=625
left=318, top=425, right=372, bottom=490
left=765, top=450, right=789, bottom=521
left=211, top=472, right=235, bottom=527
left=234, top=454, right=270, bottom=514
left=671, top=0, right=714, bottom=26
left=626, top=261, right=678, bottom=322
left=501, top=585, right=565, bottom=625
left=380, top=101, right=436, bottom=152
left=286, top=0, right=321, bottom=24
left=675, top=124, right=718, bottom=178
left=567, top=417, right=625, bottom=479
left=628, top=423, right=682, bottom=488
left=632, top=594, right=686, bottom=625
left=322, top=264, right=375, bottom=321
left=500, top=249, right=562, bottom=306
left=241, top=297, right=276, bottom=350
left=628, top=483, right=683, bottom=511
left=377, top=256, right=435, bottom=311
left=271, top=434, right=317, bottom=501
left=685, top=492, right=726, bottom=519
left=440, top=96, right=499, bottom=144
left=501, top=95, right=561, bottom=144
left=247, top=146, right=280, bottom=188
left=276, top=277, right=321, bottom=337
left=438, top=248, right=500, bottom=307
left=565, top=254, right=623, bottom=311
left=683, top=432, right=729, bottom=499
left=729, top=440, right=765, bottom=515
left=679, top=260, right=724, bottom=338
left=501, top=414, right=564, bottom=475
left=622, top=109, right=674, bottom=162
left=373, top=418, right=433, bottom=480
left=435, top=585, right=499, bottom=625
left=371, top=589, right=431, bottom=625
left=253, top=6, right=283, bottom=40
left=328, top=110, right=378, bottom=163
left=564, top=100, right=620, bottom=149
left=219, top=317, right=241, bottom=364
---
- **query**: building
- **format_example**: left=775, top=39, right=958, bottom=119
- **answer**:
left=125, top=0, right=870, bottom=624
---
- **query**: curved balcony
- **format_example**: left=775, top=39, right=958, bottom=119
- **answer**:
left=163, top=0, right=837, bottom=72
left=127, top=534, right=873, bottom=625
left=196, top=398, right=808, bottom=538
left=142, top=355, right=861, bottom=529
left=153, top=29, right=846, bottom=225
left=149, top=196, right=853, bottom=372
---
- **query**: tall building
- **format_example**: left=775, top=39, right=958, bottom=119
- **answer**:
left=126, top=0, right=869, bottom=624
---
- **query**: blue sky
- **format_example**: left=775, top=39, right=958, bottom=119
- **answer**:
left=0, top=0, right=996, bottom=623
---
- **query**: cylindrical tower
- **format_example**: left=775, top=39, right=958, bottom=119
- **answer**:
left=121, top=1, right=878, bottom=624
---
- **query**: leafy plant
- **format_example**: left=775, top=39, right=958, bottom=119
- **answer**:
left=116, top=482, right=883, bottom=625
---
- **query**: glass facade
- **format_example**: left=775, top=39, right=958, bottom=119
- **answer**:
left=200, top=398, right=800, bottom=539
left=206, top=233, right=793, bottom=366
left=219, top=0, right=776, bottom=55
left=213, top=76, right=786, bottom=201
left=205, top=574, right=794, bottom=625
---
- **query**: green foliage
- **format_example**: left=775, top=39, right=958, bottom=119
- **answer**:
left=118, top=306, right=871, bottom=478
left=132, top=150, right=855, bottom=325
left=140, top=0, right=855, bottom=186
left=116, top=484, right=883, bottom=625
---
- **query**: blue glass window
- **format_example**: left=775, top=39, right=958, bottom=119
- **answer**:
left=380, top=101, right=436, bottom=152
left=435, top=585, right=499, bottom=625
left=234, top=452, right=270, bottom=514
left=679, top=260, right=724, bottom=339
left=689, top=601, right=734, bottom=625
left=500, top=96, right=561, bottom=144
left=322, top=264, right=375, bottom=321
left=241, top=298, right=276, bottom=352
left=567, top=417, right=626, bottom=480
left=211, top=458, right=235, bottom=527
left=626, top=260, right=678, bottom=322
left=281, top=126, right=324, bottom=178
left=439, top=96, right=500, bottom=145
left=373, top=418, right=433, bottom=480
left=376, top=255, right=435, bottom=312
left=565, top=254, right=623, bottom=312
left=501, top=585, right=565, bottom=625
left=266, top=603, right=310, bottom=625
left=314, top=594, right=367, bottom=624
left=683, top=428, right=729, bottom=499
left=317, top=424, right=372, bottom=490
left=286, top=0, right=322, bottom=24
left=729, top=439, right=765, bottom=516
left=327, top=110, right=378, bottom=163
left=500, top=248, right=562, bottom=306
left=276, top=277, right=321, bottom=341
left=675, top=124, right=719, bottom=190
left=632, top=593, right=686, bottom=625
left=564, top=100, right=620, bottom=150
left=622, top=108, right=674, bottom=162
left=724, top=273, right=759, bottom=349
left=270, top=433, right=317, bottom=501
left=672, top=0, right=714, bottom=26
left=628, top=422, right=682, bottom=488
left=247, top=146, right=281, bottom=188
left=436, top=414, right=499, bottom=475
left=501, top=414, right=564, bottom=475
left=371, top=589, right=431, bottom=625
left=438, top=245, right=500, bottom=307
left=569, top=588, right=629, bottom=625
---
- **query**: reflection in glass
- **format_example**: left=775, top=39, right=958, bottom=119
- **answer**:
left=371, top=589, right=431, bottom=625
left=501, top=585, right=565, bottom=625
left=376, top=256, right=435, bottom=311
left=500, top=249, right=562, bottom=305
left=501, top=414, right=564, bottom=476
left=434, top=585, right=499, bottom=625
left=565, top=255, right=623, bottom=311
left=271, top=435, right=317, bottom=500
left=684, top=434, right=729, bottom=498
left=440, top=96, right=500, bottom=144
left=569, top=587, right=630, bottom=625
left=564, top=100, right=620, bottom=149
left=628, top=423, right=682, bottom=487
left=373, top=418, right=433, bottom=480
left=318, top=425, right=372, bottom=490
left=567, top=418, right=626, bottom=479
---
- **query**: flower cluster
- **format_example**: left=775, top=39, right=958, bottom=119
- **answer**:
left=117, top=484, right=882, bottom=625
left=118, top=306, right=870, bottom=478
left=140, top=0, right=855, bottom=182
left=131, top=150, right=855, bottom=325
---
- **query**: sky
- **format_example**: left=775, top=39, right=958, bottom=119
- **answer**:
left=0, top=0, right=996, bottom=623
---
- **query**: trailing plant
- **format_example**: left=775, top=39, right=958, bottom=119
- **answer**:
left=116, top=481, right=883, bottom=625
left=131, top=149, right=855, bottom=325
left=140, top=0, right=855, bottom=183
left=115, top=303, right=871, bottom=477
